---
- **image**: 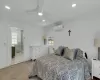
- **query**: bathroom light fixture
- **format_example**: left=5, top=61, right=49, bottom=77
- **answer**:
left=72, top=4, right=76, bottom=8
left=5, top=6, right=11, bottom=10
left=38, top=12, right=43, bottom=16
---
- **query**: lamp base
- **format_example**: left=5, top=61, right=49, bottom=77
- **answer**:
left=98, top=47, right=100, bottom=60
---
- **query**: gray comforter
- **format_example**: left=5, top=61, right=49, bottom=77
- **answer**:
left=31, top=54, right=91, bottom=80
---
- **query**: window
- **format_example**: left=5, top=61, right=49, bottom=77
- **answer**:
left=12, top=32, right=17, bottom=45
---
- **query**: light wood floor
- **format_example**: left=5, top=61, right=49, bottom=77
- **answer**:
left=0, top=61, right=40, bottom=80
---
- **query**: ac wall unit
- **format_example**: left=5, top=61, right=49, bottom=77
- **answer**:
left=53, top=25, right=64, bottom=32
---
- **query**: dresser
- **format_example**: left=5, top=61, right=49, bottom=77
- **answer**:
left=30, top=46, right=49, bottom=60
left=92, top=59, right=100, bottom=79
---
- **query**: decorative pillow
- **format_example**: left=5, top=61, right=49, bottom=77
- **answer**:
left=55, top=46, right=65, bottom=56
left=75, top=49, right=83, bottom=59
left=64, top=48, right=76, bottom=60
left=63, top=47, right=69, bottom=57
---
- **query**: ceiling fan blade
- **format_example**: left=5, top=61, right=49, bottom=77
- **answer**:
left=38, top=0, right=44, bottom=12
left=43, top=11, right=50, bottom=16
left=26, top=0, right=39, bottom=13
left=43, top=11, right=58, bottom=23
left=26, top=8, right=37, bottom=13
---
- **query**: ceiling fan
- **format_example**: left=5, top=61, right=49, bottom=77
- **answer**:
left=26, top=0, right=51, bottom=23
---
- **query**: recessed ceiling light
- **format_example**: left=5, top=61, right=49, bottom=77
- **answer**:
left=5, top=6, right=11, bottom=10
left=38, top=12, right=43, bottom=16
left=42, top=20, right=46, bottom=22
left=72, top=4, right=76, bottom=8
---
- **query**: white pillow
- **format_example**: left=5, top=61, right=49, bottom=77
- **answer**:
left=64, top=48, right=75, bottom=60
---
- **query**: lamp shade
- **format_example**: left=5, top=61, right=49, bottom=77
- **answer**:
left=94, top=38, right=100, bottom=47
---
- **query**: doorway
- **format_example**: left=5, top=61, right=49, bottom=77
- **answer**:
left=10, top=27, right=24, bottom=65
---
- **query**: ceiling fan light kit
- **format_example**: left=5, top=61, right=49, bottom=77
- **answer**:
left=26, top=0, right=51, bottom=23
left=38, top=12, right=43, bottom=16
left=26, top=0, right=44, bottom=16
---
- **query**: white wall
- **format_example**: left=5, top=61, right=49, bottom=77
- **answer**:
left=0, top=22, right=9, bottom=69
left=0, top=21, right=44, bottom=69
left=45, top=17, right=100, bottom=64
left=23, top=25, right=44, bottom=61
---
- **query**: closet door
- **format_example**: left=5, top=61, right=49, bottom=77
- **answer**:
left=0, top=25, right=8, bottom=69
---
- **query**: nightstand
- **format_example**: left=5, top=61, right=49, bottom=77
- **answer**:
left=92, top=59, right=100, bottom=79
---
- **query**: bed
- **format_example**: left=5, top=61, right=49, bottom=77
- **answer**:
left=30, top=48, right=91, bottom=80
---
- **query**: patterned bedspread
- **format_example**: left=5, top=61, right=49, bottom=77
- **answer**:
left=31, top=54, right=91, bottom=80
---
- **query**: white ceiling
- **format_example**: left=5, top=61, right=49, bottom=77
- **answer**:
left=0, top=0, right=100, bottom=26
